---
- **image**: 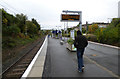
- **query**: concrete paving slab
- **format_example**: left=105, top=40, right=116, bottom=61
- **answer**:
left=28, top=67, right=43, bottom=77
left=22, top=36, right=48, bottom=78
left=33, top=57, right=45, bottom=67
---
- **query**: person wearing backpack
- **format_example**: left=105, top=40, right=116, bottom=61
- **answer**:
left=74, top=30, right=88, bottom=72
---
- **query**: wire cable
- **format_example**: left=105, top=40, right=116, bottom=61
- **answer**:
left=0, top=3, right=16, bottom=15
left=0, top=0, right=21, bottom=13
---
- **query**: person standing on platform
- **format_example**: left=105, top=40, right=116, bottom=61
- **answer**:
left=74, top=30, right=88, bottom=72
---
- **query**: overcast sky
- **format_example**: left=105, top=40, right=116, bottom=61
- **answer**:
left=0, top=0, right=119, bottom=29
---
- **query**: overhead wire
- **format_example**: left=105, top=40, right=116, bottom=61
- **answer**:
left=0, top=0, right=42, bottom=26
left=0, top=3, right=16, bottom=15
left=0, top=0, right=39, bottom=19
left=0, top=0, right=21, bottom=13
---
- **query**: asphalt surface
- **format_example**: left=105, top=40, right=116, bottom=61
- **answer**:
left=42, top=37, right=119, bottom=78
left=62, top=37, right=119, bottom=76
left=85, top=42, right=119, bottom=76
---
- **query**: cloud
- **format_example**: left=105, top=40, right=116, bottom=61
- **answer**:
left=0, top=0, right=119, bottom=29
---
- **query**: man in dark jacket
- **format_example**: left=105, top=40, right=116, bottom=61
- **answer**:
left=74, top=30, right=88, bottom=72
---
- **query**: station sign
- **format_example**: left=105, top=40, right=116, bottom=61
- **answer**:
left=61, top=14, right=80, bottom=22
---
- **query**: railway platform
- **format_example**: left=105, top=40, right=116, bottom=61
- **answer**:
left=21, top=36, right=119, bottom=79
left=21, top=36, right=48, bottom=78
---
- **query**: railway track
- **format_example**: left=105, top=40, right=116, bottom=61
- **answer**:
left=2, top=36, right=46, bottom=78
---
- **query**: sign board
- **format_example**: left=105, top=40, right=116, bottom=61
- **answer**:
left=70, top=30, right=75, bottom=40
left=61, top=14, right=80, bottom=22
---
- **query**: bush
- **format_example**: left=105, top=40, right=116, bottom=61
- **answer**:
left=103, top=27, right=118, bottom=44
left=82, top=28, right=86, bottom=33
left=86, top=34, right=97, bottom=42
left=18, top=33, right=25, bottom=38
left=9, top=25, right=20, bottom=36
left=62, top=34, right=70, bottom=37
left=2, top=25, right=20, bottom=37
left=88, top=24, right=99, bottom=33
left=110, top=18, right=120, bottom=27
left=2, top=37, right=17, bottom=48
left=25, top=35, right=30, bottom=39
left=95, top=28, right=104, bottom=43
left=67, top=38, right=74, bottom=45
left=94, top=18, right=120, bottom=46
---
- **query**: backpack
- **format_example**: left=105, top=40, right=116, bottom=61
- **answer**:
left=74, top=40, right=78, bottom=48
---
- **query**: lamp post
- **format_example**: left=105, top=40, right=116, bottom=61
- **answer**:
left=86, top=21, right=88, bottom=35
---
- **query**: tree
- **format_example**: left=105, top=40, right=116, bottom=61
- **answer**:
left=16, top=13, right=27, bottom=33
left=88, top=24, right=99, bottom=33
left=26, top=21, right=38, bottom=36
left=32, top=18, right=41, bottom=30
left=2, top=9, right=17, bottom=26
left=109, top=18, right=120, bottom=27
left=2, top=25, right=20, bottom=37
left=88, top=25, right=92, bottom=33
left=95, top=18, right=119, bottom=45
